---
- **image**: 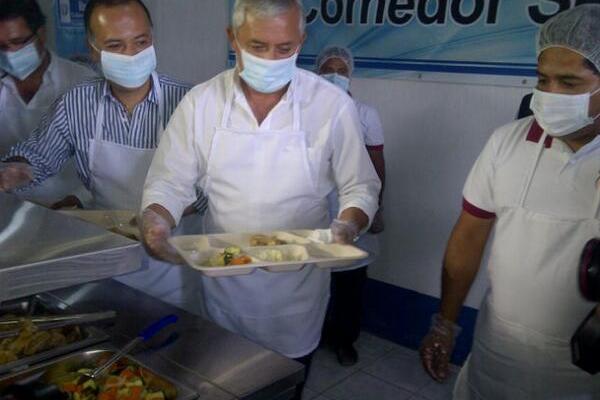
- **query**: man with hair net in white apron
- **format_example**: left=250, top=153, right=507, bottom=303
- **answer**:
left=419, top=5, right=600, bottom=399
left=140, top=0, right=380, bottom=398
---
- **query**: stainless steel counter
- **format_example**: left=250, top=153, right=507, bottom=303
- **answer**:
left=0, top=194, right=142, bottom=302
left=49, top=279, right=304, bottom=400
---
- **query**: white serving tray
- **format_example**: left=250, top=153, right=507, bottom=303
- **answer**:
left=168, top=230, right=368, bottom=277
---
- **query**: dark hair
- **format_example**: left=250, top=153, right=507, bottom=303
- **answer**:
left=84, top=0, right=153, bottom=36
left=0, top=0, right=46, bottom=33
left=583, top=58, right=600, bottom=76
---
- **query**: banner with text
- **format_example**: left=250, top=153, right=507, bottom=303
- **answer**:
left=228, top=0, right=599, bottom=82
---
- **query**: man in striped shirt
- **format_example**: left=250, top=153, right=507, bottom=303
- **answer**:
left=0, top=0, right=200, bottom=213
left=0, top=0, right=206, bottom=309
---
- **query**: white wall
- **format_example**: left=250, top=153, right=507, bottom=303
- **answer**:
left=40, top=0, right=533, bottom=309
left=145, top=0, right=229, bottom=84
left=352, top=77, right=531, bottom=308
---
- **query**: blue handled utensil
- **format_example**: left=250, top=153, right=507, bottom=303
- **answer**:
left=86, top=314, right=178, bottom=379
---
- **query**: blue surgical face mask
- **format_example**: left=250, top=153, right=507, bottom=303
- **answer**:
left=96, top=44, right=157, bottom=89
left=0, top=40, right=42, bottom=81
left=321, top=73, right=350, bottom=92
left=238, top=46, right=298, bottom=93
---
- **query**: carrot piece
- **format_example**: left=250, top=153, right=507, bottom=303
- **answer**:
left=120, top=368, right=136, bottom=379
left=230, top=255, right=252, bottom=265
left=61, top=383, right=79, bottom=392
left=98, top=391, right=117, bottom=400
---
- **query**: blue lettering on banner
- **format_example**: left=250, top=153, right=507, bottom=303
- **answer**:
left=230, top=0, right=600, bottom=80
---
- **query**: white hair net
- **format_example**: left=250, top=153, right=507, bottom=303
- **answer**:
left=537, top=4, right=600, bottom=72
left=315, top=46, right=354, bottom=74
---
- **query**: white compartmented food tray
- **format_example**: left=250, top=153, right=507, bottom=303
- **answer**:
left=168, top=230, right=368, bottom=277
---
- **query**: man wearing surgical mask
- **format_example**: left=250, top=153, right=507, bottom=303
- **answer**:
left=139, top=0, right=380, bottom=398
left=420, top=5, right=600, bottom=399
left=0, top=0, right=95, bottom=206
left=0, top=0, right=205, bottom=312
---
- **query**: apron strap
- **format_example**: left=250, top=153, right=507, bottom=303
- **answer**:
left=94, top=93, right=107, bottom=142
left=221, top=73, right=300, bottom=131
left=292, top=84, right=301, bottom=132
left=221, top=78, right=234, bottom=129
left=151, top=72, right=165, bottom=139
left=518, top=130, right=547, bottom=207
left=519, top=126, right=600, bottom=219
left=94, top=74, right=165, bottom=142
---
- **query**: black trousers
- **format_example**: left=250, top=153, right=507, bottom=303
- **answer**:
left=323, top=266, right=368, bottom=347
left=291, top=352, right=314, bottom=400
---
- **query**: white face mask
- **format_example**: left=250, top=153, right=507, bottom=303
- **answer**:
left=0, top=40, right=42, bottom=81
left=96, top=45, right=157, bottom=89
left=238, top=45, right=298, bottom=94
left=530, top=87, right=600, bottom=137
left=321, top=73, right=350, bottom=92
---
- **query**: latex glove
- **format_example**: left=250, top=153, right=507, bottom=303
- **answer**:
left=369, top=207, right=385, bottom=234
left=330, top=218, right=359, bottom=244
left=0, top=162, right=33, bottom=191
left=140, top=208, right=184, bottom=265
left=50, top=195, right=83, bottom=210
left=420, top=314, right=462, bottom=382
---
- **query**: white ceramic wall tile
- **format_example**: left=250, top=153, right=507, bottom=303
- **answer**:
left=324, top=372, right=413, bottom=400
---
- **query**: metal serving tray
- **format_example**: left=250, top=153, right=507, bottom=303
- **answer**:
left=0, top=348, right=197, bottom=400
left=0, top=294, right=110, bottom=376
left=57, top=210, right=140, bottom=241
left=169, top=229, right=369, bottom=277
left=0, top=193, right=143, bottom=303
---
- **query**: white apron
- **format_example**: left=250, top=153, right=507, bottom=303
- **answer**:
left=454, top=131, right=600, bottom=400
left=200, top=84, right=330, bottom=358
left=87, top=73, right=198, bottom=311
left=0, top=78, right=84, bottom=206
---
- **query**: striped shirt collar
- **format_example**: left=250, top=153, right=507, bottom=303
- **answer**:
left=100, top=75, right=160, bottom=105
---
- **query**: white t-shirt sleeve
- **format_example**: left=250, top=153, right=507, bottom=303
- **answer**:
left=356, top=101, right=384, bottom=147
left=462, top=131, right=499, bottom=218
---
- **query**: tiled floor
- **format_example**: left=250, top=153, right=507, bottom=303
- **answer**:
left=303, top=332, right=459, bottom=400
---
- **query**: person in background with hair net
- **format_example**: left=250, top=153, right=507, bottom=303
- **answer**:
left=316, top=45, right=386, bottom=366
left=419, top=5, right=600, bottom=399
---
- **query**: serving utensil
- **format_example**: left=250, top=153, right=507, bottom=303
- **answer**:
left=84, top=314, right=178, bottom=379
